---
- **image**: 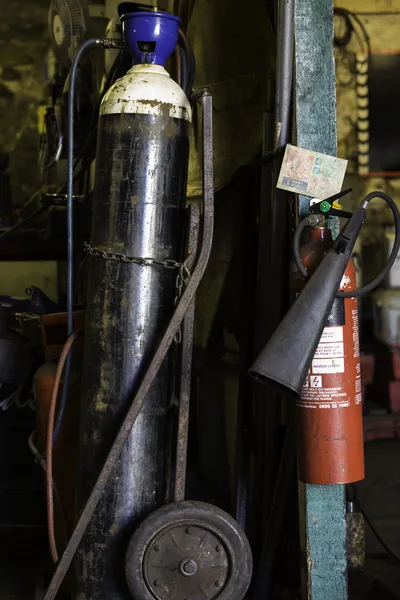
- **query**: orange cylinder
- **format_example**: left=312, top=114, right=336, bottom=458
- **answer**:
left=291, top=228, right=364, bottom=484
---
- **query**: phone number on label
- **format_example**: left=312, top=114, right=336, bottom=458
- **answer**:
left=318, top=402, right=350, bottom=408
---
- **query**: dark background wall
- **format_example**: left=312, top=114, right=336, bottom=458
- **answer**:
left=0, top=1, right=48, bottom=205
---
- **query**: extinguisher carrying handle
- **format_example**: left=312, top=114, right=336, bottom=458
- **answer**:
left=293, top=191, right=400, bottom=298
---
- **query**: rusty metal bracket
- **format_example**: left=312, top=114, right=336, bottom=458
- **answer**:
left=42, top=91, right=214, bottom=600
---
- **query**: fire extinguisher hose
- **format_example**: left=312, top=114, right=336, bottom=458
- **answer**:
left=293, top=191, right=400, bottom=298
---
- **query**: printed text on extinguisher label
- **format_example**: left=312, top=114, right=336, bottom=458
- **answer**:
left=320, top=326, right=343, bottom=343
left=314, top=342, right=344, bottom=359
left=312, top=357, right=345, bottom=373
left=298, top=295, right=361, bottom=409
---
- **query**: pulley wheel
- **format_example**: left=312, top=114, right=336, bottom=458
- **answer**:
left=125, top=501, right=253, bottom=600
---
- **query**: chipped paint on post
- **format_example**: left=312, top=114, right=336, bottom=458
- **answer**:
left=294, top=0, right=348, bottom=598
left=299, top=483, right=347, bottom=599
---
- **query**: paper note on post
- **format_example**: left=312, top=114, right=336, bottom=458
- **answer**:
left=277, top=144, right=348, bottom=198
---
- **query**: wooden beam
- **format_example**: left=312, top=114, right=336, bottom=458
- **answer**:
left=294, top=1, right=348, bottom=599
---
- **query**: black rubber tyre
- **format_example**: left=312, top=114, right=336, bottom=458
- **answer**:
left=125, top=501, right=253, bottom=600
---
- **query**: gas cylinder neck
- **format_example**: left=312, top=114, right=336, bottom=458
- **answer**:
left=127, top=64, right=170, bottom=77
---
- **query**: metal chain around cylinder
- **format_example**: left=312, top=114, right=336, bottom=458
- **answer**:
left=84, top=242, right=192, bottom=344
left=83, top=241, right=185, bottom=270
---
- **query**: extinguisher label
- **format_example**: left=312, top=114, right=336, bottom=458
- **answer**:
left=312, top=357, right=345, bottom=374
left=320, top=326, right=343, bottom=343
left=314, top=342, right=344, bottom=359
left=298, top=287, right=361, bottom=409
left=352, top=308, right=360, bottom=358
left=310, top=376, right=322, bottom=388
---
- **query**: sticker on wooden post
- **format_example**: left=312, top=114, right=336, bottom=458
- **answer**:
left=277, top=144, right=348, bottom=198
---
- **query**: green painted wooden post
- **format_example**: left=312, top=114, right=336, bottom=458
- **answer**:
left=294, top=1, right=347, bottom=598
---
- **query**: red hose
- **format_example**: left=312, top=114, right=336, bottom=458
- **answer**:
left=46, top=332, right=78, bottom=563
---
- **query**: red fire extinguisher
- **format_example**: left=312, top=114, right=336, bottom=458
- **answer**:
left=291, top=223, right=364, bottom=484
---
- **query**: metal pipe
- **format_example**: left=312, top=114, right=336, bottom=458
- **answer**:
left=246, top=80, right=276, bottom=543
left=250, top=0, right=294, bottom=589
left=52, top=38, right=102, bottom=442
left=174, top=301, right=195, bottom=502
left=275, top=0, right=294, bottom=152
left=42, top=91, right=214, bottom=600
left=252, top=414, right=296, bottom=600
left=251, top=0, right=294, bottom=549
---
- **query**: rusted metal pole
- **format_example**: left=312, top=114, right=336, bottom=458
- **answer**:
left=174, top=203, right=200, bottom=502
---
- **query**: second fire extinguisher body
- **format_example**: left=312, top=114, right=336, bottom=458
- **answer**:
left=76, top=64, right=191, bottom=599
left=291, top=228, right=364, bottom=485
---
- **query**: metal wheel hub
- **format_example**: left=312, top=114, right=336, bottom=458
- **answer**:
left=144, top=523, right=230, bottom=600
left=179, top=559, right=198, bottom=577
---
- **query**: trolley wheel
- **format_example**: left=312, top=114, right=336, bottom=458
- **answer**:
left=125, top=501, right=252, bottom=600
